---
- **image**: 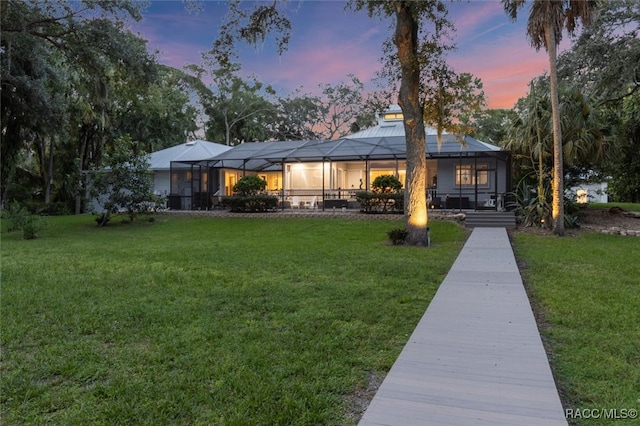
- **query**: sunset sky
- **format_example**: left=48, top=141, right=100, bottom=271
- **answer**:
left=132, top=1, right=573, bottom=109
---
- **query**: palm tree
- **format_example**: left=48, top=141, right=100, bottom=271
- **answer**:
left=502, top=0, right=595, bottom=236
left=507, top=79, right=606, bottom=227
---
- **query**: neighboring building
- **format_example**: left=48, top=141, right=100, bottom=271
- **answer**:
left=571, top=181, right=608, bottom=204
left=166, top=107, right=512, bottom=211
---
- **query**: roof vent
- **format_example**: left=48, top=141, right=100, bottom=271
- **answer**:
left=186, top=140, right=197, bottom=146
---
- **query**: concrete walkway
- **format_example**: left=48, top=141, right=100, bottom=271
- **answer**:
left=359, top=228, right=567, bottom=426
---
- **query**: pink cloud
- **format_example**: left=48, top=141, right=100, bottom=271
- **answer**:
left=134, top=1, right=577, bottom=111
left=241, top=20, right=386, bottom=95
left=450, top=21, right=552, bottom=108
left=154, top=43, right=204, bottom=69
left=450, top=1, right=507, bottom=41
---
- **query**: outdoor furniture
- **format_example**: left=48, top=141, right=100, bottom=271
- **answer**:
left=430, top=196, right=442, bottom=209
left=324, top=199, right=347, bottom=209
left=210, top=196, right=224, bottom=210
left=446, top=196, right=470, bottom=209
left=307, top=196, right=318, bottom=209
left=291, top=196, right=301, bottom=209
left=168, top=194, right=182, bottom=210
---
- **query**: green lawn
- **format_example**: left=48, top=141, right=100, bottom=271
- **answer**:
left=4, top=212, right=638, bottom=425
left=1, top=215, right=466, bottom=425
left=589, top=202, right=640, bottom=211
left=512, top=230, right=640, bottom=425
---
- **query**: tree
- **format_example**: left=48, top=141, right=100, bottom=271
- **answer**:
left=270, top=91, right=325, bottom=140
left=390, top=3, right=429, bottom=244
left=555, top=0, right=640, bottom=201
left=186, top=61, right=277, bottom=145
left=469, top=109, right=518, bottom=147
left=350, top=1, right=457, bottom=245
left=208, top=0, right=469, bottom=245
left=115, top=65, right=199, bottom=154
left=506, top=80, right=553, bottom=208
left=557, top=0, right=640, bottom=106
left=88, top=136, right=157, bottom=226
left=1, top=0, right=204, bottom=217
left=508, top=79, right=607, bottom=176
left=319, top=74, right=376, bottom=139
left=503, top=0, right=595, bottom=236
left=270, top=77, right=376, bottom=141
left=507, top=78, right=607, bottom=225
left=1, top=0, right=161, bottom=213
left=421, top=63, right=486, bottom=147
left=605, top=93, right=640, bottom=202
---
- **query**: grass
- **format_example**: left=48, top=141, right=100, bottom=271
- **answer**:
left=512, top=230, right=640, bottom=425
left=589, top=202, right=640, bottom=211
left=1, top=214, right=466, bottom=425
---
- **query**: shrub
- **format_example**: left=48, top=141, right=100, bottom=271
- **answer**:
left=387, top=227, right=408, bottom=245
left=21, top=215, right=45, bottom=240
left=508, top=178, right=581, bottom=228
left=356, top=175, right=404, bottom=213
left=222, top=195, right=278, bottom=213
left=356, top=191, right=403, bottom=213
left=507, top=179, right=552, bottom=228
left=372, top=175, right=403, bottom=193
left=4, top=204, right=45, bottom=239
left=88, top=135, right=157, bottom=225
left=233, top=175, right=267, bottom=196
left=224, top=176, right=276, bottom=213
left=95, top=213, right=110, bottom=227
left=563, top=193, right=581, bottom=228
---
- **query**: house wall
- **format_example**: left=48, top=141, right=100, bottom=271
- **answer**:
left=278, top=158, right=508, bottom=197
left=571, top=182, right=608, bottom=203
left=436, top=157, right=509, bottom=208
left=192, top=154, right=510, bottom=210
left=283, top=160, right=411, bottom=194
left=166, top=166, right=211, bottom=210
left=153, top=170, right=171, bottom=196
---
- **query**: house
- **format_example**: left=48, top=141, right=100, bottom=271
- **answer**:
left=167, top=107, right=512, bottom=211
left=571, top=181, right=608, bottom=204
left=148, top=140, right=231, bottom=210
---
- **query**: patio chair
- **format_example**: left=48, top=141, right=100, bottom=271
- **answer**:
left=291, top=196, right=301, bottom=209
left=211, top=190, right=224, bottom=210
left=211, top=195, right=224, bottom=210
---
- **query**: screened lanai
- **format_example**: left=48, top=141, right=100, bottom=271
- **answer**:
left=170, top=133, right=511, bottom=211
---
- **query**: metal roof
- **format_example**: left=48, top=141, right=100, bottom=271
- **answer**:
left=164, top=109, right=505, bottom=171
left=348, top=118, right=441, bottom=138
left=186, top=134, right=502, bottom=169
left=189, top=140, right=316, bottom=171
left=149, top=140, right=231, bottom=170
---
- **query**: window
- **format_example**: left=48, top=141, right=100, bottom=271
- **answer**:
left=456, top=164, right=488, bottom=186
left=201, top=171, right=208, bottom=191
left=370, top=170, right=405, bottom=189
left=260, top=172, right=280, bottom=190
left=225, top=172, right=238, bottom=195
left=383, top=112, right=403, bottom=121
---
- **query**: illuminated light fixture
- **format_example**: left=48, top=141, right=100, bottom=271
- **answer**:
left=408, top=210, right=427, bottom=228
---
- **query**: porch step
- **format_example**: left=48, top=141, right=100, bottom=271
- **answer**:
left=465, top=211, right=516, bottom=228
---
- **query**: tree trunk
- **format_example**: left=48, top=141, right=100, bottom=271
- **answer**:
left=394, top=3, right=429, bottom=246
left=546, top=24, right=564, bottom=236
left=44, top=136, right=54, bottom=204
left=75, top=132, right=88, bottom=215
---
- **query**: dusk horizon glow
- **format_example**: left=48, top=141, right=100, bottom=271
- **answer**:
left=132, top=1, right=575, bottom=110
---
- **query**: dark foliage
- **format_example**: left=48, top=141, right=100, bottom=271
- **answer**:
left=222, top=195, right=278, bottom=213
